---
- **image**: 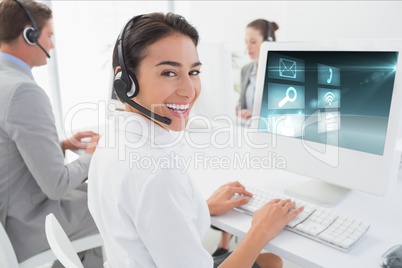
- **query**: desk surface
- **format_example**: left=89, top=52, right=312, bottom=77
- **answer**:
left=185, top=128, right=402, bottom=268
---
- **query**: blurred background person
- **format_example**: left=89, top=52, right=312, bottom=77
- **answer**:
left=236, top=19, right=279, bottom=121
left=0, top=1, right=102, bottom=266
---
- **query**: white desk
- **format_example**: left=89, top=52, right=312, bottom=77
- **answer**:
left=185, top=127, right=402, bottom=268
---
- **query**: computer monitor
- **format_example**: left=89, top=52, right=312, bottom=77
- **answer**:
left=251, top=40, right=402, bottom=206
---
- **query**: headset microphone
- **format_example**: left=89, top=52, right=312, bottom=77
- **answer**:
left=15, top=0, right=51, bottom=59
left=113, top=15, right=172, bottom=125
left=114, top=77, right=172, bottom=125
left=34, top=39, right=50, bottom=58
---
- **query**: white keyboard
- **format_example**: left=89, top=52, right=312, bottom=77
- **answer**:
left=233, top=184, right=370, bottom=252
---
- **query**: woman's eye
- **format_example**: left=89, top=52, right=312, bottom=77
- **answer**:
left=162, top=71, right=176, bottom=77
left=189, top=70, right=200, bottom=76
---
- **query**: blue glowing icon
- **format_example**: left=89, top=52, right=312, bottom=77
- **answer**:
left=278, top=87, right=297, bottom=107
left=318, top=88, right=340, bottom=108
left=279, top=58, right=297, bottom=79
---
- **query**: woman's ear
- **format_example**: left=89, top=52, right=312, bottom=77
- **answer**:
left=114, top=66, right=121, bottom=75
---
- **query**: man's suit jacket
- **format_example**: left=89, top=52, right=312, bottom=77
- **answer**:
left=238, top=61, right=254, bottom=109
left=0, top=57, right=98, bottom=262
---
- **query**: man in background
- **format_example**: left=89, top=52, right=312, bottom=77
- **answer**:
left=0, top=0, right=102, bottom=266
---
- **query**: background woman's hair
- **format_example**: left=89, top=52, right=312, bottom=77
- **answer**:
left=247, top=19, right=279, bottom=41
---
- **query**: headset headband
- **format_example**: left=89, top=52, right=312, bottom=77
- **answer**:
left=117, top=15, right=143, bottom=84
left=14, top=0, right=38, bottom=31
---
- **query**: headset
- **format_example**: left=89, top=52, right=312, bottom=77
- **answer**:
left=265, top=20, right=274, bottom=42
left=14, top=0, right=50, bottom=58
left=113, top=15, right=172, bottom=125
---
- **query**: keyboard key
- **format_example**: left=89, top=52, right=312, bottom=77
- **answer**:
left=287, top=206, right=315, bottom=228
left=294, top=219, right=329, bottom=236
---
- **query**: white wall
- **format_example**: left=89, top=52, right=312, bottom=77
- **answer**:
left=175, top=1, right=402, bottom=52
left=40, top=1, right=402, bottom=134
left=49, top=1, right=170, bottom=135
left=172, top=1, right=402, bottom=114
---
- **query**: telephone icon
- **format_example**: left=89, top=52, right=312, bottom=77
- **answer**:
left=327, top=68, right=333, bottom=84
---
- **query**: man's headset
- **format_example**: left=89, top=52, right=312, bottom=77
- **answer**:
left=113, top=15, right=172, bottom=125
left=14, top=0, right=50, bottom=58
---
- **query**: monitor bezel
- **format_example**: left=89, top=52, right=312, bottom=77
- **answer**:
left=251, top=40, right=402, bottom=198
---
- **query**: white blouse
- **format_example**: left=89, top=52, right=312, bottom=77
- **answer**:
left=88, top=112, right=213, bottom=268
left=245, top=62, right=257, bottom=110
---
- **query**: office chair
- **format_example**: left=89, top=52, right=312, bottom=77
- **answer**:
left=45, top=213, right=85, bottom=268
left=45, top=213, right=110, bottom=268
left=0, top=216, right=105, bottom=268
left=1, top=219, right=65, bottom=268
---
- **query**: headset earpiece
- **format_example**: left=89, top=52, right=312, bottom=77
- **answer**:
left=113, top=70, right=139, bottom=99
left=126, top=70, right=139, bottom=98
left=14, top=0, right=50, bottom=58
left=23, top=26, right=38, bottom=45
left=264, top=20, right=273, bottom=42
left=113, top=71, right=127, bottom=98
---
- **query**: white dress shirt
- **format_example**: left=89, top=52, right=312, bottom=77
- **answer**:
left=88, top=112, right=213, bottom=268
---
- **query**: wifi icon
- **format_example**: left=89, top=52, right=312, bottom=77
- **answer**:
left=325, top=92, right=336, bottom=105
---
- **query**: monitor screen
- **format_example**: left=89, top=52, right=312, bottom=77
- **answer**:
left=258, top=51, right=398, bottom=156
left=251, top=41, right=402, bottom=206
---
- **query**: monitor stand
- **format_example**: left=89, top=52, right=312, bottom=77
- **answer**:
left=284, top=180, right=350, bottom=207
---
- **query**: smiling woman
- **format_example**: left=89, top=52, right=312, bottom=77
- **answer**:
left=88, top=12, right=301, bottom=268
left=129, top=34, right=202, bottom=131
left=111, top=13, right=201, bottom=131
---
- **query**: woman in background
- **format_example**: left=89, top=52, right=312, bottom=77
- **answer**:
left=237, top=19, right=279, bottom=120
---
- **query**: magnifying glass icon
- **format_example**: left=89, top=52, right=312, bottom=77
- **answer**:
left=278, top=87, right=297, bottom=108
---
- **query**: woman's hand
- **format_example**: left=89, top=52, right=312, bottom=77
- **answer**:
left=218, top=199, right=304, bottom=268
left=250, top=199, right=304, bottom=243
left=207, top=181, right=253, bottom=216
left=62, top=131, right=99, bottom=154
left=236, top=109, right=252, bottom=120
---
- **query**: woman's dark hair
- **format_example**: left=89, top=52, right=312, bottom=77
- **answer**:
left=0, top=0, right=52, bottom=44
left=112, top=12, right=199, bottom=76
left=247, top=19, right=279, bottom=42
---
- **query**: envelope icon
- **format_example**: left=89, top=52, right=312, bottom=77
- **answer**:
left=279, top=58, right=296, bottom=79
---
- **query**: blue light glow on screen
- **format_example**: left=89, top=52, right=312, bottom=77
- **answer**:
left=258, top=51, right=398, bottom=155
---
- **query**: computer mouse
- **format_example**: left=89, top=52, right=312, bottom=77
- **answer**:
left=381, top=245, right=402, bottom=268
